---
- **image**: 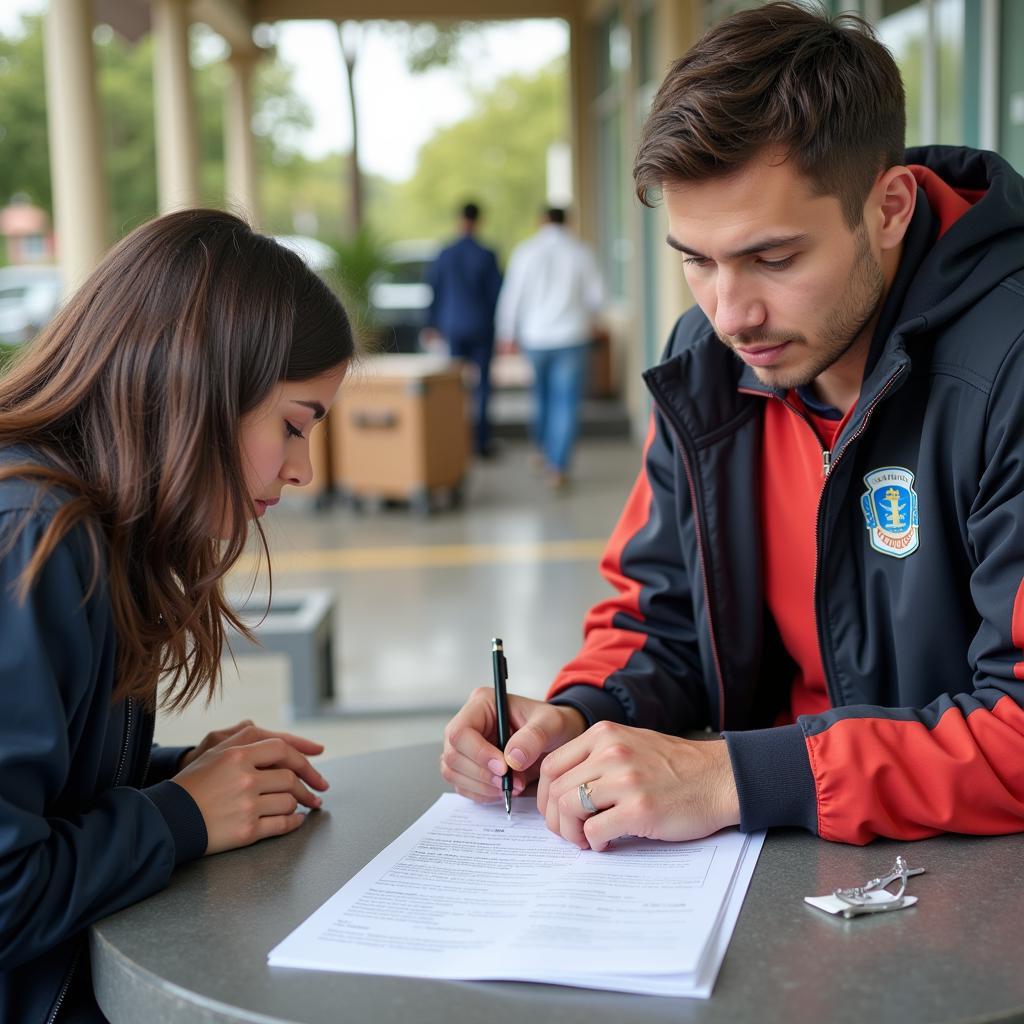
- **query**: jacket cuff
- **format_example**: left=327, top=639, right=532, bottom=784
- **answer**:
left=550, top=684, right=629, bottom=727
left=143, top=780, right=208, bottom=865
left=724, top=724, right=818, bottom=834
left=146, top=744, right=193, bottom=784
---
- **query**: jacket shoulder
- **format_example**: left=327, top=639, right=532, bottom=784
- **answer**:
left=925, top=270, right=1024, bottom=388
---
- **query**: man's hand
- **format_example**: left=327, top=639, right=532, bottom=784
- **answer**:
left=173, top=723, right=329, bottom=855
left=441, top=688, right=586, bottom=802
left=536, top=721, right=740, bottom=851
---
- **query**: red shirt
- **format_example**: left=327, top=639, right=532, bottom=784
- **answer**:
left=762, top=394, right=851, bottom=722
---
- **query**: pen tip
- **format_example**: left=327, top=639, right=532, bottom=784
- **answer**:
left=504, top=793, right=512, bottom=817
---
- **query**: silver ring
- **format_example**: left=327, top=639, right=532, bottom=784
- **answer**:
left=578, top=781, right=598, bottom=815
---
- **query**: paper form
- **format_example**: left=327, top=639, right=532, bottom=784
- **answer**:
left=268, top=794, right=764, bottom=997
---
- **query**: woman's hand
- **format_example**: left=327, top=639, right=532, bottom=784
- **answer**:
left=172, top=723, right=329, bottom=855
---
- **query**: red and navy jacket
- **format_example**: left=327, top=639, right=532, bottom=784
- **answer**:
left=548, top=146, right=1024, bottom=844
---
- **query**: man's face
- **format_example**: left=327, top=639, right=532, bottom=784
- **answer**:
left=663, top=152, right=886, bottom=400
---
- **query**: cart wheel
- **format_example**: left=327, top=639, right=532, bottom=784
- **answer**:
left=410, top=488, right=433, bottom=517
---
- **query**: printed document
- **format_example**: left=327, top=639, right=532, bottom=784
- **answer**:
left=268, top=794, right=764, bottom=997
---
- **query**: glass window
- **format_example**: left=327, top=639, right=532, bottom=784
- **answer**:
left=876, top=0, right=964, bottom=147
left=877, top=3, right=927, bottom=146
left=935, top=0, right=964, bottom=143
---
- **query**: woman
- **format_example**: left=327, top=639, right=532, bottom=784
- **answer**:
left=0, top=209, right=354, bottom=1022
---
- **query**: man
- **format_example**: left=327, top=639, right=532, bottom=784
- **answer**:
left=441, top=2, right=1024, bottom=850
left=495, top=209, right=605, bottom=488
left=427, top=202, right=503, bottom=457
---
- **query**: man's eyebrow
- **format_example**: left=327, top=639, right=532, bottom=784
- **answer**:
left=293, top=400, right=327, bottom=420
left=666, top=233, right=810, bottom=260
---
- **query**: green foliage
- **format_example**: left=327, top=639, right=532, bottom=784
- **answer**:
left=0, top=14, right=51, bottom=213
left=0, top=17, right=317, bottom=240
left=374, top=59, right=568, bottom=263
left=0, top=343, right=20, bottom=375
left=321, top=226, right=392, bottom=324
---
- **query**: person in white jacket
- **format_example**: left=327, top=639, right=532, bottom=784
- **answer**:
left=495, top=209, right=605, bottom=487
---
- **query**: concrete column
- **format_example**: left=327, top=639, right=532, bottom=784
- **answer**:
left=152, top=0, right=200, bottom=212
left=225, top=50, right=260, bottom=225
left=43, top=0, right=109, bottom=294
left=568, top=11, right=595, bottom=248
left=654, top=0, right=700, bottom=329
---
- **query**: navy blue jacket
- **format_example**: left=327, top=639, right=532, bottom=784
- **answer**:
left=549, top=147, right=1024, bottom=844
left=427, top=234, right=502, bottom=341
left=0, top=459, right=207, bottom=1022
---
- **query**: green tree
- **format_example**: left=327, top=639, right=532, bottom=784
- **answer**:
left=0, top=15, right=316, bottom=241
left=377, top=59, right=568, bottom=262
left=0, top=14, right=52, bottom=215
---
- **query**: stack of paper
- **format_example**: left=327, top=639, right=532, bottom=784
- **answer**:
left=268, top=794, right=764, bottom=998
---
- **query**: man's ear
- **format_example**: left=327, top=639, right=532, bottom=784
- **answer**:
left=870, top=166, right=917, bottom=253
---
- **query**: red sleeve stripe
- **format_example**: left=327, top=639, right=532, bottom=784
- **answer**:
left=547, top=416, right=658, bottom=696
left=1012, top=576, right=1024, bottom=680
left=808, top=693, right=1024, bottom=844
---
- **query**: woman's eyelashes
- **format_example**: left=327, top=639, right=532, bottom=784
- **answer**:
left=285, top=421, right=305, bottom=440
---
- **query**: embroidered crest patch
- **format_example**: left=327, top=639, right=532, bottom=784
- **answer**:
left=860, top=467, right=919, bottom=558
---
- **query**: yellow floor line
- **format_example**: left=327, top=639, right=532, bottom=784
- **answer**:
left=232, top=539, right=607, bottom=575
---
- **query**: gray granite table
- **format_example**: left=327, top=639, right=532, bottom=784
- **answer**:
left=91, top=742, right=1024, bottom=1024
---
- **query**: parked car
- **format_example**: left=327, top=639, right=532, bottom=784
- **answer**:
left=368, top=240, right=439, bottom=353
left=0, top=265, right=62, bottom=346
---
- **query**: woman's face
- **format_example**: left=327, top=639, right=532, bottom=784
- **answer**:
left=236, top=364, right=348, bottom=522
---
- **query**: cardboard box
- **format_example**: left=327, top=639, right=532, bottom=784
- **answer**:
left=334, top=355, right=468, bottom=506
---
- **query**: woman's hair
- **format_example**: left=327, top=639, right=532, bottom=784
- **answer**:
left=0, top=209, right=354, bottom=711
left=633, top=2, right=906, bottom=227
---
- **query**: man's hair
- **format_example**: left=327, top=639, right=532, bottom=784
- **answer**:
left=461, top=202, right=481, bottom=222
left=546, top=208, right=566, bottom=225
left=633, top=1, right=906, bottom=227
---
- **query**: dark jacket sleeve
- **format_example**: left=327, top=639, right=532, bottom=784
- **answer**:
left=0, top=513, right=202, bottom=970
left=547, top=409, right=713, bottom=733
left=145, top=744, right=192, bottom=783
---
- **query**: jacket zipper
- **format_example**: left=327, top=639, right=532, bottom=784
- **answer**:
left=45, top=942, right=82, bottom=1024
left=645, top=398, right=729, bottom=731
left=114, top=698, right=134, bottom=786
left=810, top=369, right=907, bottom=701
left=741, top=369, right=906, bottom=706
left=48, top=699, right=136, bottom=1022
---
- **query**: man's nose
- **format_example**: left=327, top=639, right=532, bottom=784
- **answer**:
left=714, top=275, right=767, bottom=339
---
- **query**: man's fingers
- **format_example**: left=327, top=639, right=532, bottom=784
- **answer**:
left=444, top=689, right=501, bottom=764
left=442, top=748, right=499, bottom=789
left=440, top=751, right=525, bottom=801
left=582, top=804, right=639, bottom=853
left=536, top=732, right=594, bottom=814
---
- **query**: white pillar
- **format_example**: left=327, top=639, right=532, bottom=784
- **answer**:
left=43, top=0, right=109, bottom=294
left=152, top=0, right=200, bottom=212
left=225, top=50, right=260, bottom=225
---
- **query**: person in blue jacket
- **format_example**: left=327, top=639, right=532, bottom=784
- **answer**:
left=426, top=201, right=503, bottom=456
left=0, top=209, right=354, bottom=1022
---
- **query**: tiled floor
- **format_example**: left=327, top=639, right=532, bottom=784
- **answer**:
left=155, top=436, right=643, bottom=761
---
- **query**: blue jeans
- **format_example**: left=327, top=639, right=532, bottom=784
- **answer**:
left=448, top=332, right=494, bottom=454
left=524, top=342, right=589, bottom=472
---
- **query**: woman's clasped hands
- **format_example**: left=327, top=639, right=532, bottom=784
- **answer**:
left=173, top=720, right=329, bottom=855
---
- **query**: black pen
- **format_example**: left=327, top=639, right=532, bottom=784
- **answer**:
left=491, top=637, right=513, bottom=818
